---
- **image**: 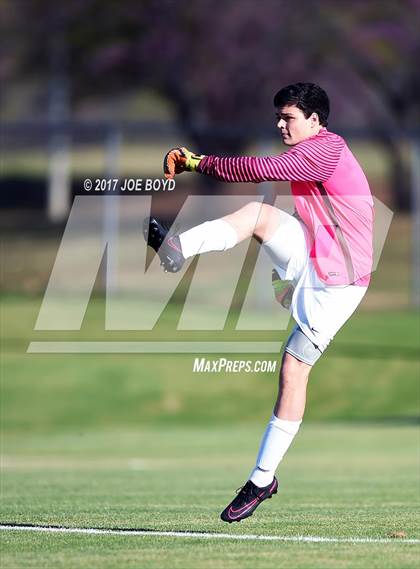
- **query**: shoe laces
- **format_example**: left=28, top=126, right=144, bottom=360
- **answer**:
left=235, top=481, right=259, bottom=501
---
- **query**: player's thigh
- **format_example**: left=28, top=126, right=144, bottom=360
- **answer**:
left=262, top=212, right=307, bottom=277
left=222, top=202, right=285, bottom=241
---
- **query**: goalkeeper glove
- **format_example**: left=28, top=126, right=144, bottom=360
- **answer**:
left=272, top=269, right=294, bottom=309
left=163, top=147, right=205, bottom=179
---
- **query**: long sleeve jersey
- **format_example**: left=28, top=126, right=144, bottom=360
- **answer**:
left=197, top=128, right=374, bottom=286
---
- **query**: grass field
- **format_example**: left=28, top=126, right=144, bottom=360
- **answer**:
left=1, top=295, right=419, bottom=426
left=1, top=204, right=419, bottom=568
left=2, top=84, right=419, bottom=566
left=1, top=425, right=419, bottom=568
left=1, top=292, right=419, bottom=567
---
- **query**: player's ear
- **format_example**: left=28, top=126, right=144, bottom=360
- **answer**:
left=310, top=112, right=319, bottom=126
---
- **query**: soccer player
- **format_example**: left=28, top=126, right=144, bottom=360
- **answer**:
left=144, top=83, right=373, bottom=523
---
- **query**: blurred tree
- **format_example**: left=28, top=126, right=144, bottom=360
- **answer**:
left=308, top=0, right=420, bottom=209
left=3, top=0, right=419, bottom=207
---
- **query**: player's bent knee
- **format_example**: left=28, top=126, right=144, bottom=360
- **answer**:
left=252, top=203, right=280, bottom=241
left=224, top=201, right=264, bottom=240
left=242, top=201, right=264, bottom=222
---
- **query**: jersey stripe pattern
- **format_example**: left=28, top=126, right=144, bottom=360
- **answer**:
left=197, top=129, right=374, bottom=286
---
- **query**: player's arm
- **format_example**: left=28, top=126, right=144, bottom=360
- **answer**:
left=164, top=146, right=336, bottom=183
left=197, top=150, right=335, bottom=183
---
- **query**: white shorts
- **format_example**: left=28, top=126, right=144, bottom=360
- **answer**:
left=263, top=209, right=368, bottom=352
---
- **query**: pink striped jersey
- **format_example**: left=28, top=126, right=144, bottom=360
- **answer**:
left=197, top=128, right=374, bottom=286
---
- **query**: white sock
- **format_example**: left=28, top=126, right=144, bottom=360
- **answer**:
left=179, top=219, right=238, bottom=259
left=249, top=415, right=302, bottom=487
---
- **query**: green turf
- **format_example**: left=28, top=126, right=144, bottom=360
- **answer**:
left=1, top=284, right=419, bottom=566
left=1, top=425, right=419, bottom=568
left=1, top=295, right=418, bottom=429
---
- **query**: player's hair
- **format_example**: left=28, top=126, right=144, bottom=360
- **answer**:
left=273, top=83, right=330, bottom=126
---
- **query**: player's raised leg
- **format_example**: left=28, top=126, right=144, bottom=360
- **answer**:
left=143, top=202, right=284, bottom=272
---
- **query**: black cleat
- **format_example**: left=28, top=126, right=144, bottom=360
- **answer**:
left=143, top=216, right=185, bottom=273
left=220, top=477, right=278, bottom=523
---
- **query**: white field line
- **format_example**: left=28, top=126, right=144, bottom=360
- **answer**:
left=0, top=524, right=419, bottom=545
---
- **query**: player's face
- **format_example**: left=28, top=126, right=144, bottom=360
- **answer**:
left=276, top=105, right=321, bottom=146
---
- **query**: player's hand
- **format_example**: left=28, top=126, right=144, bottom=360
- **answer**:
left=163, top=147, right=205, bottom=179
left=272, top=269, right=294, bottom=309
